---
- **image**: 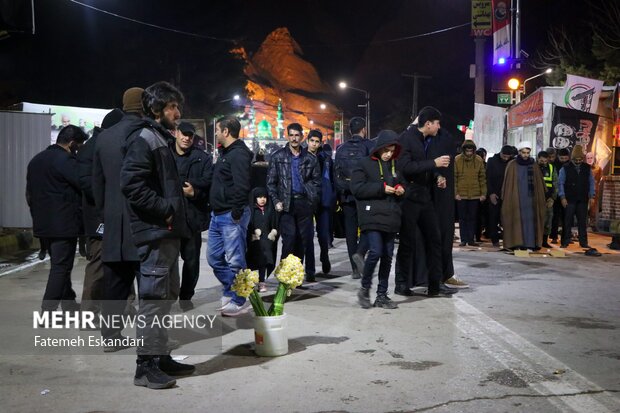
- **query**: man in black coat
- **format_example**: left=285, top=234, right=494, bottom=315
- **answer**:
left=486, top=145, right=515, bottom=247
left=77, top=108, right=124, bottom=317
left=172, top=122, right=213, bottom=311
left=120, top=81, right=194, bottom=389
left=267, top=123, right=321, bottom=283
left=26, top=125, right=87, bottom=312
left=394, top=107, right=457, bottom=297
left=92, top=88, right=145, bottom=348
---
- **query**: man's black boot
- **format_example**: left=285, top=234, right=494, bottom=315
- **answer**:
left=374, top=294, right=398, bottom=309
left=542, top=235, right=552, bottom=248
left=357, top=287, right=371, bottom=309
left=157, top=354, right=195, bottom=376
left=394, top=284, right=413, bottom=296
left=134, top=357, right=176, bottom=389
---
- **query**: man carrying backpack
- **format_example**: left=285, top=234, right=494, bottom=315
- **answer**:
left=334, top=117, right=374, bottom=278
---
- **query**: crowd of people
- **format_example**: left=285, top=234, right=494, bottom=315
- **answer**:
left=25, top=81, right=601, bottom=390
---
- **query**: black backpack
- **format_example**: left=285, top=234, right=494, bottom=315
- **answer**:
left=335, top=139, right=370, bottom=201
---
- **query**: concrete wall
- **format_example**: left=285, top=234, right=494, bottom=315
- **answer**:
left=0, top=111, right=52, bottom=228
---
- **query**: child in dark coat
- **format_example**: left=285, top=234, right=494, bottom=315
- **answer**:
left=246, top=187, right=279, bottom=292
left=350, top=130, right=405, bottom=309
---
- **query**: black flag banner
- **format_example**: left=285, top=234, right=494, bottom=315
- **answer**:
left=549, top=105, right=599, bottom=154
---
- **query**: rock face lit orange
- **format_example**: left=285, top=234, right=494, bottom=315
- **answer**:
left=234, top=28, right=341, bottom=141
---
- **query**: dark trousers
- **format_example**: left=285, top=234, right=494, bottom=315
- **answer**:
left=361, top=231, right=395, bottom=295
left=395, top=200, right=442, bottom=293
left=101, top=260, right=139, bottom=339
left=487, top=200, right=502, bottom=243
left=81, top=237, right=104, bottom=314
left=550, top=200, right=564, bottom=240
left=457, top=199, right=479, bottom=244
left=315, top=205, right=333, bottom=266
left=476, top=200, right=488, bottom=241
left=179, top=231, right=202, bottom=301
left=563, top=200, right=588, bottom=247
left=342, top=201, right=368, bottom=272
left=136, top=238, right=180, bottom=357
left=437, top=206, right=455, bottom=282
left=280, top=197, right=315, bottom=277
left=42, top=237, right=78, bottom=311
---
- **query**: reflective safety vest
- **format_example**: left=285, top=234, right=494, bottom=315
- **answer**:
left=543, top=163, right=554, bottom=188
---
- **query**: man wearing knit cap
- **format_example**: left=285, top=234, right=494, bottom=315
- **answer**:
left=558, top=144, right=595, bottom=248
left=93, top=88, right=146, bottom=352
left=454, top=139, right=486, bottom=247
left=501, top=141, right=546, bottom=250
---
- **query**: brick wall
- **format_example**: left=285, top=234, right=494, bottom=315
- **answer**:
left=598, top=175, right=620, bottom=234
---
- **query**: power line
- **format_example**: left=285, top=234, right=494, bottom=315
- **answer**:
left=67, top=0, right=469, bottom=47
left=68, top=0, right=237, bottom=43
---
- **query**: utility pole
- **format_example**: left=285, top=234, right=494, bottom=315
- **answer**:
left=402, top=73, right=431, bottom=119
left=474, top=38, right=486, bottom=104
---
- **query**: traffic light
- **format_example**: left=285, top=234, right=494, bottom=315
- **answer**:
left=508, top=78, right=521, bottom=90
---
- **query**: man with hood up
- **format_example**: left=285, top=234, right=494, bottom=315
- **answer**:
left=351, top=130, right=405, bottom=309
left=501, top=141, right=546, bottom=250
left=486, top=145, right=516, bottom=247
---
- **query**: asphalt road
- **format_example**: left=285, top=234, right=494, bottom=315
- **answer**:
left=1, top=236, right=619, bottom=413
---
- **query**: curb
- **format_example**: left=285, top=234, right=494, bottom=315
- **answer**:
left=0, top=230, right=39, bottom=257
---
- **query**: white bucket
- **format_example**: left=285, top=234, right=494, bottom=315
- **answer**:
left=253, top=313, right=288, bottom=357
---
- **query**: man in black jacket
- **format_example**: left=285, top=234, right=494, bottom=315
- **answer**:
left=486, top=145, right=515, bottom=247
left=27, top=125, right=87, bottom=312
left=172, top=122, right=212, bottom=311
left=77, top=108, right=124, bottom=318
left=394, top=107, right=457, bottom=297
left=306, top=129, right=335, bottom=274
left=93, top=87, right=144, bottom=350
left=120, top=81, right=194, bottom=389
left=334, top=117, right=374, bottom=278
left=267, top=123, right=321, bottom=283
left=207, top=116, right=253, bottom=317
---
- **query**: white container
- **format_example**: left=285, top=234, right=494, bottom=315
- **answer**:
left=253, top=313, right=288, bottom=357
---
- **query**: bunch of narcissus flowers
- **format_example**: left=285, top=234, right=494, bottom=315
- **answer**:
left=231, top=254, right=305, bottom=317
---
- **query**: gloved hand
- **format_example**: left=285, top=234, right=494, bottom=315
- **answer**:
left=267, top=229, right=278, bottom=241
left=254, top=229, right=262, bottom=237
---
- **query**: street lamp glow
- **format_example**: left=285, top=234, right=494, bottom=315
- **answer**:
left=309, top=120, right=314, bottom=125
left=233, top=94, right=240, bottom=100
left=545, top=68, right=553, bottom=74
left=320, top=103, right=326, bottom=110
left=508, top=78, right=520, bottom=90
left=338, top=81, right=347, bottom=90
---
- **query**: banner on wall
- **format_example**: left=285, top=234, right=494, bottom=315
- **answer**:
left=507, top=89, right=544, bottom=129
left=491, top=0, right=511, bottom=64
left=549, top=105, right=599, bottom=153
left=474, top=103, right=505, bottom=154
left=561, top=74, right=604, bottom=114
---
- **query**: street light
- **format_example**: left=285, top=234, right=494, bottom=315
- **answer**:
left=320, top=103, right=344, bottom=146
left=522, top=68, right=553, bottom=95
left=338, top=81, right=370, bottom=137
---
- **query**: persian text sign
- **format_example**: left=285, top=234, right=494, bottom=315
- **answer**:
left=550, top=106, right=599, bottom=153
left=507, top=89, right=543, bottom=129
left=471, top=0, right=492, bottom=36
left=561, top=74, right=604, bottom=113
left=491, top=0, right=511, bottom=64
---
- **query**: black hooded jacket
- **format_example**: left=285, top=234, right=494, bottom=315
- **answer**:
left=350, top=130, right=403, bottom=233
left=396, top=125, right=438, bottom=203
left=486, top=153, right=511, bottom=196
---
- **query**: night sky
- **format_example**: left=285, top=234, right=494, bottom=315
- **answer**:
left=1, top=0, right=586, bottom=137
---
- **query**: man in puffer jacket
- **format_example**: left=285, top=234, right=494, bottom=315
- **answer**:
left=454, top=139, right=486, bottom=246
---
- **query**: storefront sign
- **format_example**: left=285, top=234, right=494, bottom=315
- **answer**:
left=471, top=1, right=492, bottom=36
left=507, top=89, right=543, bottom=128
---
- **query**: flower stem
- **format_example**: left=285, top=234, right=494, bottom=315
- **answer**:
left=249, top=290, right=268, bottom=316
left=268, top=283, right=288, bottom=316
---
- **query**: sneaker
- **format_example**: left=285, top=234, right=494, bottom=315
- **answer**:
left=394, top=284, right=413, bottom=296
left=258, top=282, right=267, bottom=292
left=428, top=285, right=458, bottom=297
left=352, top=253, right=365, bottom=274
left=134, top=358, right=176, bottom=389
left=221, top=300, right=251, bottom=317
left=550, top=238, right=558, bottom=244
left=157, top=355, right=195, bottom=376
left=217, top=296, right=232, bottom=310
left=458, top=242, right=466, bottom=247
left=374, top=294, right=398, bottom=309
left=444, top=276, right=469, bottom=289
left=467, top=242, right=480, bottom=247
left=357, top=287, right=371, bottom=309
left=492, top=241, right=500, bottom=247
left=305, top=274, right=316, bottom=283
left=351, top=270, right=361, bottom=280
left=179, top=300, right=194, bottom=312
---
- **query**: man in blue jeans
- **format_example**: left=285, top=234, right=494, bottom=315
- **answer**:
left=207, top=116, right=253, bottom=316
